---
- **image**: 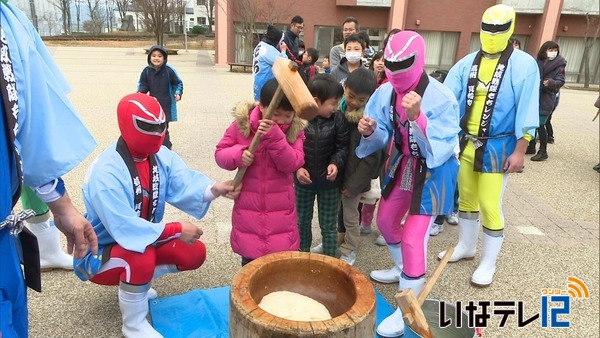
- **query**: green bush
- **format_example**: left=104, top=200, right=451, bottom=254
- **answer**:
left=191, top=25, right=207, bottom=34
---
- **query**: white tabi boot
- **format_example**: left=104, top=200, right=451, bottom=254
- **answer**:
left=438, top=214, right=479, bottom=262
left=376, top=275, right=425, bottom=337
left=370, top=243, right=403, bottom=283
left=119, top=283, right=164, bottom=338
left=27, top=219, right=73, bottom=271
left=471, top=232, right=504, bottom=287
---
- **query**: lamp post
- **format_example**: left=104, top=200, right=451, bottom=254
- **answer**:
left=183, top=0, right=188, bottom=52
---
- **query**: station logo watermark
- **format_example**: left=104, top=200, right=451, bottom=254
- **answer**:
left=438, top=276, right=590, bottom=329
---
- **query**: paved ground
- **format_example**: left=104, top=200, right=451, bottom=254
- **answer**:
left=25, top=47, right=599, bottom=337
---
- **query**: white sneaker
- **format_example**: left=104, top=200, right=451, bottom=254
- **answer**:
left=359, top=224, right=372, bottom=234
left=310, top=243, right=323, bottom=253
left=340, top=251, right=356, bottom=265
left=446, top=213, right=459, bottom=225
left=374, top=234, right=386, bottom=246
left=430, top=222, right=444, bottom=236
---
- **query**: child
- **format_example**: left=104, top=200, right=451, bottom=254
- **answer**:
left=137, top=45, right=183, bottom=150
left=295, top=74, right=348, bottom=257
left=215, top=78, right=307, bottom=265
left=252, top=25, right=288, bottom=101
left=299, top=48, right=320, bottom=84
left=322, top=56, right=331, bottom=74
left=74, top=93, right=238, bottom=338
left=369, top=50, right=388, bottom=88
left=338, top=67, right=384, bottom=265
left=331, top=34, right=366, bottom=86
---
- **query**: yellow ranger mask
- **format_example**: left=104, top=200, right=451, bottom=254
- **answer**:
left=480, top=4, right=515, bottom=55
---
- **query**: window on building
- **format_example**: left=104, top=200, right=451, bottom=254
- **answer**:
left=199, top=17, right=207, bottom=25
left=557, top=36, right=600, bottom=84
left=418, top=31, right=460, bottom=74
left=197, top=0, right=206, bottom=5
left=233, top=23, right=287, bottom=63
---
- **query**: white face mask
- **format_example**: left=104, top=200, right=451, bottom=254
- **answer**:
left=345, top=51, right=362, bottom=64
left=547, top=51, right=558, bottom=60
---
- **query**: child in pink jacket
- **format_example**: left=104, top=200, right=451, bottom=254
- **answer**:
left=215, top=78, right=307, bottom=265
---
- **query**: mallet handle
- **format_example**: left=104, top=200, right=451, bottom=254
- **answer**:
left=417, top=246, right=454, bottom=305
left=233, top=86, right=284, bottom=187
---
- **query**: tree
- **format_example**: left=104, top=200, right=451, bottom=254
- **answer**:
left=216, top=0, right=292, bottom=62
left=52, top=0, right=71, bottom=35
left=581, top=13, right=600, bottom=87
left=84, top=0, right=105, bottom=34
left=133, top=0, right=177, bottom=45
left=39, top=13, right=61, bottom=36
left=202, top=0, right=215, bottom=33
left=115, top=0, right=131, bottom=21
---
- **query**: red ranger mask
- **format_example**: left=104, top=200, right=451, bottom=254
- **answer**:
left=117, top=93, right=166, bottom=158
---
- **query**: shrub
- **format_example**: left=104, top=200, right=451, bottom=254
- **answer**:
left=191, top=25, right=207, bottom=34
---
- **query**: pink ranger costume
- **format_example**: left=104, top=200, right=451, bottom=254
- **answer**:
left=215, top=102, right=306, bottom=261
left=355, top=31, right=461, bottom=337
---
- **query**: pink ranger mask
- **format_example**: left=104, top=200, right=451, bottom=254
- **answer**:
left=384, top=31, right=426, bottom=94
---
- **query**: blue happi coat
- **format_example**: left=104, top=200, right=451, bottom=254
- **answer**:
left=356, top=79, right=461, bottom=215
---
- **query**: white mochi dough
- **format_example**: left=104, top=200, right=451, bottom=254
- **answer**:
left=258, top=290, right=332, bottom=321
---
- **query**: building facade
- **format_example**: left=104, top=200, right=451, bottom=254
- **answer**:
left=215, top=0, right=600, bottom=84
left=11, top=0, right=64, bottom=36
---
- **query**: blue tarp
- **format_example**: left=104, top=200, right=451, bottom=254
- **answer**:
left=149, top=286, right=395, bottom=338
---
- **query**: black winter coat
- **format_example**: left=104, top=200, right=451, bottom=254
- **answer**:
left=295, top=111, right=349, bottom=191
left=538, top=56, right=566, bottom=116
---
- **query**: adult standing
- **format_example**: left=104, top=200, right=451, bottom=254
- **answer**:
left=440, top=4, right=539, bottom=287
left=329, top=17, right=360, bottom=68
left=283, top=15, right=304, bottom=66
left=1, top=2, right=98, bottom=337
left=527, top=41, right=566, bottom=161
left=357, top=31, right=461, bottom=337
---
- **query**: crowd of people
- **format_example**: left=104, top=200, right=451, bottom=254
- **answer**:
left=0, top=1, right=591, bottom=338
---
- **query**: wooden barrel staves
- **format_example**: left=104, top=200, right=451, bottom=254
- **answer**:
left=230, top=251, right=376, bottom=337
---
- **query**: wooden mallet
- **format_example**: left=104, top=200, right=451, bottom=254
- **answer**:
left=395, top=247, right=455, bottom=338
left=232, top=57, right=318, bottom=187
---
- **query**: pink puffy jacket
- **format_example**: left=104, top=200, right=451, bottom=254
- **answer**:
left=215, top=103, right=306, bottom=259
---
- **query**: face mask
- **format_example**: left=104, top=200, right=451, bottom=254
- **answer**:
left=384, top=31, right=425, bottom=94
left=547, top=51, right=558, bottom=60
left=118, top=94, right=166, bottom=158
left=345, top=52, right=362, bottom=64
left=480, top=4, right=515, bottom=55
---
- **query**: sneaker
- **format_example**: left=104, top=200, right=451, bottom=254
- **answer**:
left=445, top=213, right=459, bottom=225
left=360, top=224, right=372, bottom=234
left=340, top=251, right=357, bottom=265
left=525, top=145, right=536, bottom=155
left=531, top=151, right=548, bottom=161
left=374, top=234, right=386, bottom=246
left=430, top=222, right=444, bottom=236
left=310, top=243, right=323, bottom=253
